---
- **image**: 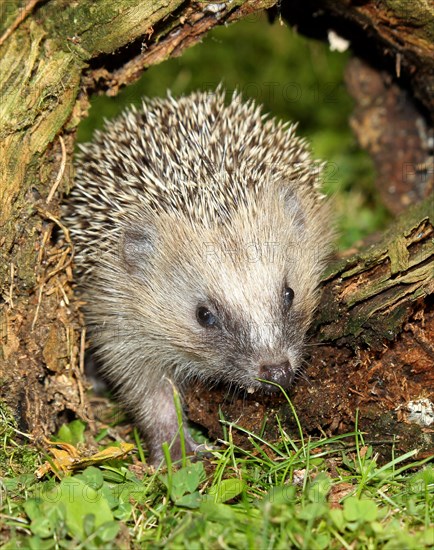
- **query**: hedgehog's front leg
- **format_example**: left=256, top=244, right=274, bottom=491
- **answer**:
left=140, top=379, right=198, bottom=465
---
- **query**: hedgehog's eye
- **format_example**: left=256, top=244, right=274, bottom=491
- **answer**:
left=196, top=306, right=218, bottom=328
left=283, top=287, right=295, bottom=308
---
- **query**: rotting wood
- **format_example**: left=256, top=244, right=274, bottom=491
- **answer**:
left=345, top=58, right=433, bottom=215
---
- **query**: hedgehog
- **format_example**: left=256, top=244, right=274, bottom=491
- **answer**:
left=63, top=88, right=333, bottom=465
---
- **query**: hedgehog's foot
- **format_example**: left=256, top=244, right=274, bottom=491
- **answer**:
left=142, top=381, right=198, bottom=466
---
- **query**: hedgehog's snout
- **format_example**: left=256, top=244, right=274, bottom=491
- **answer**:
left=258, top=360, right=294, bottom=393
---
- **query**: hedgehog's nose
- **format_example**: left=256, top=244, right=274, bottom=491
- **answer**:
left=258, top=361, right=294, bottom=392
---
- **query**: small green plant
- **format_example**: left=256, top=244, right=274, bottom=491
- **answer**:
left=159, top=462, right=206, bottom=509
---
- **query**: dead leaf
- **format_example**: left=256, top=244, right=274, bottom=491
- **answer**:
left=36, top=438, right=135, bottom=478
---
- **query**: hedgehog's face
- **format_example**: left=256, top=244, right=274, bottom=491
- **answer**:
left=118, top=186, right=330, bottom=394
left=117, top=197, right=327, bottom=394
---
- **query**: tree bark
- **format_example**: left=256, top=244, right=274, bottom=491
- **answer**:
left=0, top=0, right=433, bottom=459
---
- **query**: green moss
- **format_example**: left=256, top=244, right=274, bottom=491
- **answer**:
left=384, top=0, right=434, bottom=41
left=0, top=402, right=39, bottom=477
left=0, top=0, right=22, bottom=35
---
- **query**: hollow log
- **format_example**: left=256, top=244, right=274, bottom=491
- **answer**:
left=0, top=0, right=432, bottom=460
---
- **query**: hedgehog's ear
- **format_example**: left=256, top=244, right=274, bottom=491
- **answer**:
left=121, top=224, right=157, bottom=275
left=281, top=188, right=306, bottom=230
